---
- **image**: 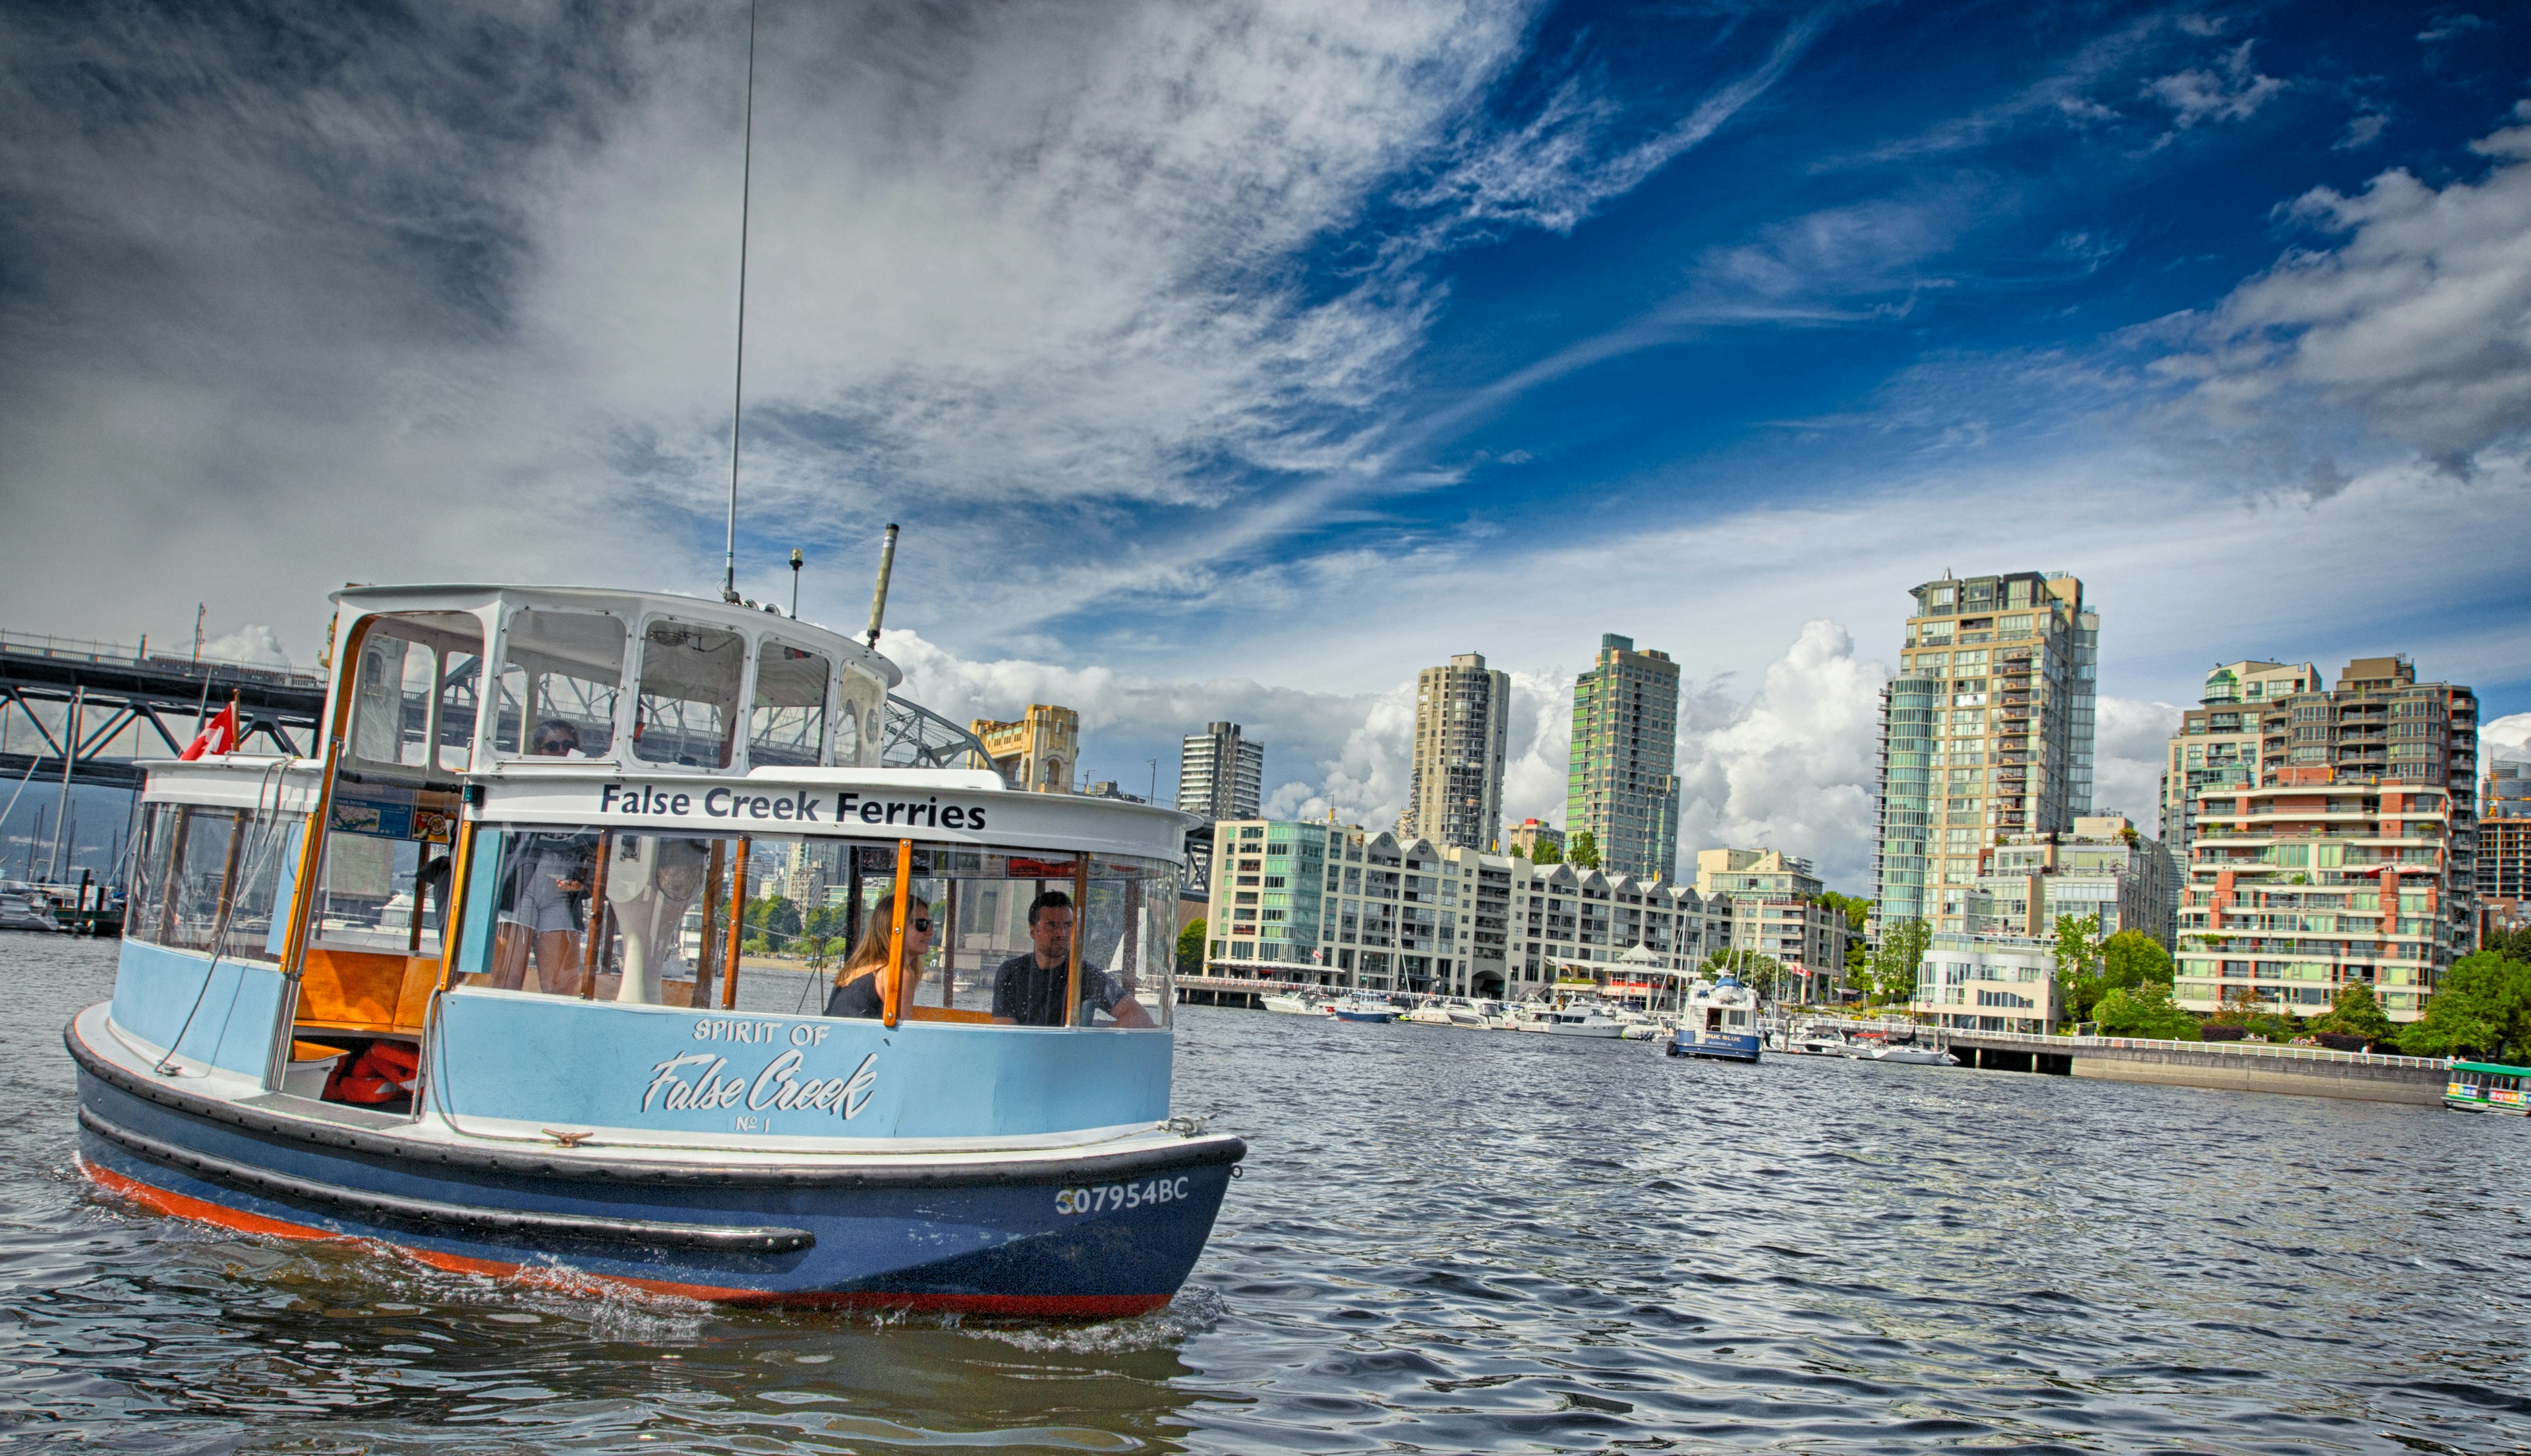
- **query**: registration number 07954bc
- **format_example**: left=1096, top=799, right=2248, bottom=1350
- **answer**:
left=1055, top=1177, right=1191, bottom=1216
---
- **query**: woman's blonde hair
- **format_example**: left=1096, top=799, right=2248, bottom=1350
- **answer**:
left=837, top=895, right=931, bottom=985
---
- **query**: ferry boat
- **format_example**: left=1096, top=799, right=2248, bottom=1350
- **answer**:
left=1667, top=974, right=1760, bottom=1062
left=2443, top=1061, right=2529, bottom=1115
left=67, top=584, right=1244, bottom=1315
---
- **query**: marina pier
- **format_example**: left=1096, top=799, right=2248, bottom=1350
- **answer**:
left=1944, top=1030, right=2449, bottom=1105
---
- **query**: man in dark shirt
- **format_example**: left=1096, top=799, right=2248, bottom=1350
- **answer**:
left=991, top=890, right=1155, bottom=1028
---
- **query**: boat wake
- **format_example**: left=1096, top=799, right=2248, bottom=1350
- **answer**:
left=979, top=1286, right=1229, bottom=1353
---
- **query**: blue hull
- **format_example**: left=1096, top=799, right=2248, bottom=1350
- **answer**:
left=1330, top=1011, right=1396, bottom=1023
left=1667, top=1032, right=1761, bottom=1063
left=73, top=1064, right=1236, bottom=1316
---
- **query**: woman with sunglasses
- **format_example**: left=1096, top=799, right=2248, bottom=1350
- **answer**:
left=824, top=896, right=933, bottom=1019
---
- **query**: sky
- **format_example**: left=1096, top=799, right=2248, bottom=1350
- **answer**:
left=4, top=0, right=2530, bottom=890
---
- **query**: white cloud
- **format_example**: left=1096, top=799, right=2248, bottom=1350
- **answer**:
left=2143, top=41, right=2286, bottom=130
left=195, top=624, right=293, bottom=670
left=2091, top=694, right=2183, bottom=830
left=2335, top=107, right=2389, bottom=150
left=2168, top=105, right=2531, bottom=467
left=1670, top=621, right=1886, bottom=890
left=2486, top=711, right=2531, bottom=762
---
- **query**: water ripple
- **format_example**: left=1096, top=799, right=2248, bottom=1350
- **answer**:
left=5, top=937, right=2528, bottom=1451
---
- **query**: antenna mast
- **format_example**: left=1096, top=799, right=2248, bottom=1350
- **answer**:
left=721, top=0, right=761, bottom=604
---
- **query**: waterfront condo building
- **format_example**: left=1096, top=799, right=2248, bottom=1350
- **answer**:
left=1691, top=848, right=1855, bottom=1003
left=1178, top=721, right=1264, bottom=823
left=1400, top=653, right=1512, bottom=851
left=1873, top=571, right=2099, bottom=936
left=1968, top=813, right=2177, bottom=945
left=2170, top=656, right=2479, bottom=1022
left=2157, top=660, right=2322, bottom=867
left=1202, top=819, right=1710, bottom=997
left=968, top=704, right=1079, bottom=794
left=1568, top=634, right=1681, bottom=880
left=1911, top=935, right=2058, bottom=1035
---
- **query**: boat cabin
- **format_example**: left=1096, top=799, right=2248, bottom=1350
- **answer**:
left=110, top=585, right=1191, bottom=1147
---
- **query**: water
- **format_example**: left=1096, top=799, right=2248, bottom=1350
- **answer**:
left=6, top=935, right=2526, bottom=1453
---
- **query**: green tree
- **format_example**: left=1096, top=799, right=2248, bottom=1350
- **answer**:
left=2396, top=951, right=2531, bottom=1059
left=1526, top=837, right=1564, bottom=866
left=2099, top=929, right=2174, bottom=991
left=1566, top=831, right=1600, bottom=870
left=2312, top=981, right=2395, bottom=1043
left=1866, top=918, right=1931, bottom=1006
left=2053, top=913, right=2104, bottom=1024
left=1177, top=918, right=1206, bottom=974
left=2092, top=980, right=2201, bottom=1039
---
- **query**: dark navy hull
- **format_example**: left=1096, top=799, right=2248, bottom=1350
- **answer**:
left=1667, top=1031, right=1761, bottom=1063
left=73, top=1055, right=1237, bottom=1316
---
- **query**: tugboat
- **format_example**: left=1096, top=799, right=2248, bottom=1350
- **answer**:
left=1667, top=974, right=1762, bottom=1063
left=67, top=583, right=1243, bottom=1314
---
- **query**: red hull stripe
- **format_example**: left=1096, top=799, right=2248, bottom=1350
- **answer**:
left=76, top=1157, right=1169, bottom=1317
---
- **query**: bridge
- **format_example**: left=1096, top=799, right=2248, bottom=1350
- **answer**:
left=0, top=630, right=324, bottom=791
left=1942, top=1028, right=2449, bottom=1106
left=0, top=627, right=999, bottom=794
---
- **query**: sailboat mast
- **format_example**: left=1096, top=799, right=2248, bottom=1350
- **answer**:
left=722, top=0, right=761, bottom=604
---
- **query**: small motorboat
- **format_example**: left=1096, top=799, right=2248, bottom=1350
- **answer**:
left=1260, top=989, right=1327, bottom=1016
left=1329, top=992, right=1399, bottom=1023
left=1401, top=997, right=1457, bottom=1027
left=1668, top=974, right=1761, bottom=1063
left=1538, top=1005, right=1624, bottom=1038
left=0, top=889, right=63, bottom=933
left=1447, top=999, right=1496, bottom=1030
left=1862, top=1043, right=1956, bottom=1066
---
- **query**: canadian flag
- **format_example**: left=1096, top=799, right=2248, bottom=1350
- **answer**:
left=179, top=702, right=239, bottom=760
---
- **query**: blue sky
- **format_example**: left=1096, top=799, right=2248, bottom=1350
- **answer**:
left=3, top=1, right=2528, bottom=887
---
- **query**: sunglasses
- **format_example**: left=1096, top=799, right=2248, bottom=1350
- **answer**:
left=911, top=917, right=933, bottom=932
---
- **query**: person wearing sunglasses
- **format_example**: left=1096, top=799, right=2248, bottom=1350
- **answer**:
left=824, top=896, right=934, bottom=1019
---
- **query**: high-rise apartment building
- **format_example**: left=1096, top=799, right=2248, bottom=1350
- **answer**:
left=2170, top=656, right=2479, bottom=1022
left=1874, top=571, right=2098, bottom=935
left=2159, top=660, right=2323, bottom=867
left=2482, top=759, right=2531, bottom=935
left=968, top=704, right=1079, bottom=794
left=1401, top=653, right=1511, bottom=851
left=1567, top=634, right=1681, bottom=881
left=1503, top=819, right=1563, bottom=861
left=1178, top=722, right=1264, bottom=823
left=1969, top=813, right=2176, bottom=945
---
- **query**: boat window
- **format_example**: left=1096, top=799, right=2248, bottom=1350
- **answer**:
left=494, top=610, right=625, bottom=757
left=437, top=647, right=483, bottom=772
left=834, top=845, right=1177, bottom=1029
left=462, top=828, right=745, bottom=1007
left=309, top=807, right=455, bottom=958
left=835, top=700, right=862, bottom=766
left=749, top=642, right=830, bottom=768
left=349, top=634, right=438, bottom=770
left=348, top=613, right=486, bottom=774
left=163, top=808, right=241, bottom=953
left=632, top=620, right=745, bottom=768
left=124, top=802, right=181, bottom=946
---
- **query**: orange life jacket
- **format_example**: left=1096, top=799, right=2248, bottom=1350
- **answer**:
left=328, top=1042, right=420, bottom=1104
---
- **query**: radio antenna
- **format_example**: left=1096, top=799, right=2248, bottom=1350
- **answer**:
left=866, top=523, right=900, bottom=649
left=720, top=0, right=761, bottom=604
